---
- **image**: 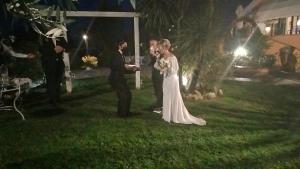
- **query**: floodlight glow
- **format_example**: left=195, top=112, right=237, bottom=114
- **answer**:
left=82, top=34, right=88, bottom=40
left=182, top=75, right=188, bottom=86
left=297, top=20, right=300, bottom=26
left=265, top=26, right=271, bottom=33
left=234, top=46, right=248, bottom=57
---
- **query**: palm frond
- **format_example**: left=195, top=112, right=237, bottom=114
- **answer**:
left=137, top=0, right=175, bottom=36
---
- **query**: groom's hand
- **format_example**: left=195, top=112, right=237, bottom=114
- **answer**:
left=54, top=45, right=65, bottom=54
left=125, top=64, right=140, bottom=70
left=27, top=53, right=36, bottom=59
left=134, top=66, right=141, bottom=71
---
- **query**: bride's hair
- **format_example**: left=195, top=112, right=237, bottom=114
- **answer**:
left=159, top=39, right=171, bottom=50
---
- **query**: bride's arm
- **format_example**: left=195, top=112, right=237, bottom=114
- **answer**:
left=167, top=56, right=179, bottom=75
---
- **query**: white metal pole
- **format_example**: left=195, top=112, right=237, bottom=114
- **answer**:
left=60, top=12, right=73, bottom=94
left=134, top=16, right=140, bottom=89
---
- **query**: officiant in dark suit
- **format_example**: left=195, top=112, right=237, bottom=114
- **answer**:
left=40, top=36, right=67, bottom=107
left=108, top=40, right=140, bottom=117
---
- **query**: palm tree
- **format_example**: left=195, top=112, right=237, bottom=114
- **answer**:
left=137, top=0, right=224, bottom=89
left=138, top=0, right=263, bottom=93
left=176, top=0, right=225, bottom=92
left=137, top=0, right=175, bottom=37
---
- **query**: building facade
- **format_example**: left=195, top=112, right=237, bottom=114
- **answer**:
left=256, top=0, right=300, bottom=36
left=253, top=0, right=300, bottom=71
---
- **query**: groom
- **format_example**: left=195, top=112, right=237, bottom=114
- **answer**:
left=149, top=38, right=163, bottom=113
left=109, top=40, right=140, bottom=117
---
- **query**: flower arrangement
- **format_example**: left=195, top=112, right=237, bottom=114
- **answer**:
left=82, top=55, right=98, bottom=68
left=156, top=58, right=171, bottom=75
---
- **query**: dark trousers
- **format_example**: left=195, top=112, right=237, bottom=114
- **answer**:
left=152, top=69, right=163, bottom=108
left=110, top=79, right=132, bottom=117
left=45, top=59, right=64, bottom=104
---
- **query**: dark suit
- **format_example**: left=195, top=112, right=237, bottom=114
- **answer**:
left=149, top=54, right=163, bottom=108
left=109, top=51, right=133, bottom=117
left=40, top=37, right=67, bottom=105
left=0, top=41, right=5, bottom=66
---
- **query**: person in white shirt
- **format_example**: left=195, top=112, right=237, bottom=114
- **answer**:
left=0, top=35, right=35, bottom=85
left=0, top=37, right=35, bottom=59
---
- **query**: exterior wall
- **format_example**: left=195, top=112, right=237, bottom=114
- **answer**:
left=285, top=17, right=291, bottom=34
left=255, top=0, right=300, bottom=22
left=254, top=0, right=300, bottom=35
left=252, top=0, right=300, bottom=71
left=262, top=16, right=300, bottom=36
left=265, top=37, right=300, bottom=72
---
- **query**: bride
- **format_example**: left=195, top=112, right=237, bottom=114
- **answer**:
left=154, top=39, right=206, bottom=126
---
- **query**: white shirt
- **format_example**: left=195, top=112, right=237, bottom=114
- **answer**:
left=0, top=41, right=28, bottom=58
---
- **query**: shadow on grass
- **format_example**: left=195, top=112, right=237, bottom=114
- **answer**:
left=206, top=108, right=300, bottom=131
left=63, top=87, right=112, bottom=103
left=2, top=78, right=300, bottom=169
left=28, top=106, right=65, bottom=118
left=5, top=137, right=300, bottom=169
left=0, top=111, right=22, bottom=122
left=5, top=148, right=115, bottom=169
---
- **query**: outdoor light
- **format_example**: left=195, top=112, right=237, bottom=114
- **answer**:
left=82, top=34, right=88, bottom=40
left=234, top=46, right=248, bottom=57
left=297, top=20, right=300, bottom=26
left=82, top=34, right=88, bottom=54
left=182, top=75, right=188, bottom=87
left=265, top=26, right=271, bottom=34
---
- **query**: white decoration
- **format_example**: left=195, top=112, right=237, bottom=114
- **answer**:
left=218, top=89, right=224, bottom=96
left=206, top=92, right=217, bottom=100
left=45, top=26, right=67, bottom=37
left=45, top=26, right=67, bottom=45
left=130, top=0, right=136, bottom=9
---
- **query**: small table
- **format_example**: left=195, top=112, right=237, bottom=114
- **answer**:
left=0, top=81, right=25, bottom=120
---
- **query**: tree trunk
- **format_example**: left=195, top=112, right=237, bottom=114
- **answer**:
left=177, top=16, right=184, bottom=90
left=187, top=0, right=215, bottom=93
left=176, top=0, right=188, bottom=91
left=188, top=69, right=199, bottom=93
left=188, top=46, right=203, bottom=93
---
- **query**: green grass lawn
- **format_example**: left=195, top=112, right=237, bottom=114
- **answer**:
left=0, top=77, right=300, bottom=169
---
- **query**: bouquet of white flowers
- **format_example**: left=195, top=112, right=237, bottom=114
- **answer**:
left=157, top=58, right=171, bottom=75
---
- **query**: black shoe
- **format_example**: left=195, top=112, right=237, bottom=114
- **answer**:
left=49, top=100, right=58, bottom=106
left=146, top=105, right=155, bottom=111
left=117, top=112, right=129, bottom=118
left=128, top=112, right=141, bottom=116
left=49, top=100, right=62, bottom=110
left=56, top=106, right=65, bottom=113
left=56, top=98, right=62, bottom=103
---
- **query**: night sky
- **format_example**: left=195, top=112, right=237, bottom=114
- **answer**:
left=0, top=0, right=252, bottom=38
left=0, top=0, right=253, bottom=31
left=0, top=0, right=253, bottom=60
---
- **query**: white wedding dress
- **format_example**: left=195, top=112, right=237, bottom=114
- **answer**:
left=155, top=55, right=206, bottom=125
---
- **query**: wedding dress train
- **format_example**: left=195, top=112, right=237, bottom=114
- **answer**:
left=155, top=55, right=206, bottom=126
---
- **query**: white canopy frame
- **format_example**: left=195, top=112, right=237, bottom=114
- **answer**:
left=43, top=11, right=141, bottom=89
